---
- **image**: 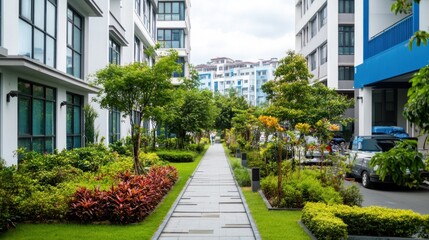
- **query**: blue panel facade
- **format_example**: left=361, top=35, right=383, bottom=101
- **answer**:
left=356, top=0, right=428, bottom=88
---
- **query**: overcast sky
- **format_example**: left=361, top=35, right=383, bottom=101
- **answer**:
left=190, top=0, right=295, bottom=65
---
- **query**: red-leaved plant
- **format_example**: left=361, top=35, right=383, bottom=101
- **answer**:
left=68, top=166, right=178, bottom=224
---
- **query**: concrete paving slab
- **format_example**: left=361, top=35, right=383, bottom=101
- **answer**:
left=153, top=144, right=260, bottom=240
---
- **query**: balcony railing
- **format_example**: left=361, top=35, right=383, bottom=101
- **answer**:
left=366, top=15, right=413, bottom=59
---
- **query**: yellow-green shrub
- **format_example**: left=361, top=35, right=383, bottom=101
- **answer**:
left=302, top=202, right=427, bottom=239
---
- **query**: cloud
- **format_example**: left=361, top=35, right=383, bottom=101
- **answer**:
left=190, top=0, right=295, bottom=65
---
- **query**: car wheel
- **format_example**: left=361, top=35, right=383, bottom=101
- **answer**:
left=361, top=171, right=372, bottom=188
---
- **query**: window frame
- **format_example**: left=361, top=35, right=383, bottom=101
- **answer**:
left=309, top=51, right=317, bottom=71
left=109, top=38, right=120, bottom=65
left=338, top=66, right=355, bottom=80
left=66, top=6, right=84, bottom=78
left=66, top=92, right=83, bottom=150
left=320, top=43, right=327, bottom=65
left=158, top=1, right=185, bottom=21
left=338, top=25, right=355, bottom=55
left=339, top=0, right=354, bottom=13
left=109, top=108, right=121, bottom=144
left=157, top=29, right=185, bottom=48
left=17, top=79, right=56, bottom=155
left=18, top=0, right=57, bottom=67
left=319, top=4, right=327, bottom=28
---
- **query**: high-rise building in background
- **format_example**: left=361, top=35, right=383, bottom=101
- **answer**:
left=157, top=0, right=191, bottom=84
left=196, top=57, right=278, bottom=106
left=354, top=0, right=429, bottom=148
left=295, top=0, right=355, bottom=137
left=0, top=0, right=191, bottom=165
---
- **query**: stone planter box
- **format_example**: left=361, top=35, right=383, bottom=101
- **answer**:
left=258, top=190, right=302, bottom=211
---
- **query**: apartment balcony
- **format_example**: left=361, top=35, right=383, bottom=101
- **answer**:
left=365, top=15, right=413, bottom=59
left=109, top=12, right=128, bottom=46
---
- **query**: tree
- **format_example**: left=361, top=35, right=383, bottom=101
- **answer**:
left=94, top=50, right=180, bottom=174
left=391, top=0, right=428, bottom=49
left=262, top=51, right=353, bottom=127
left=83, top=105, right=98, bottom=145
left=167, top=89, right=218, bottom=148
left=214, top=89, right=249, bottom=134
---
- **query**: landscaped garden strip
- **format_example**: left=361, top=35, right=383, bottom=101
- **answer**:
left=0, top=146, right=208, bottom=240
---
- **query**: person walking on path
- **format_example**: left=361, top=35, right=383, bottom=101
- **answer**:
left=210, top=132, right=215, bottom=145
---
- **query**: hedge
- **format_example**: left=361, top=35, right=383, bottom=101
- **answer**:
left=302, top=202, right=428, bottom=240
left=156, top=151, right=196, bottom=163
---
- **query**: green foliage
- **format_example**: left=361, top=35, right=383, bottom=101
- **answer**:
left=273, top=50, right=313, bottom=84
left=339, top=185, right=363, bottom=207
left=370, top=139, right=425, bottom=188
left=166, top=89, right=218, bottom=149
left=83, top=105, right=98, bottom=145
left=187, top=143, right=205, bottom=153
left=302, top=202, right=427, bottom=239
left=233, top=168, right=250, bottom=187
left=404, top=65, right=429, bottom=134
left=94, top=50, right=180, bottom=174
left=109, top=137, right=132, bottom=156
left=214, top=90, right=250, bottom=132
left=0, top=161, right=17, bottom=232
left=156, top=151, right=196, bottom=162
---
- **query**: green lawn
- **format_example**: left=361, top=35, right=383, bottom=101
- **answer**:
left=243, top=188, right=310, bottom=240
left=0, top=147, right=208, bottom=240
left=222, top=143, right=310, bottom=240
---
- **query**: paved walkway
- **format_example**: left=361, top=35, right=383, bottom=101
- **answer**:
left=153, top=144, right=260, bottom=240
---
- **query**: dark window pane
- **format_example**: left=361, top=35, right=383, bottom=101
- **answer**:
left=18, top=98, right=31, bottom=135
left=33, top=85, right=44, bottom=98
left=67, top=105, right=72, bottom=135
left=33, top=99, right=45, bottom=135
left=74, top=136, right=81, bottom=148
left=74, top=106, right=81, bottom=134
left=18, top=138, right=31, bottom=151
left=67, top=136, right=73, bottom=150
left=45, top=138, right=54, bottom=153
left=74, top=14, right=81, bottom=28
left=18, top=82, right=31, bottom=95
left=33, top=138, right=44, bottom=152
left=45, top=101, right=54, bottom=135
left=67, top=22, right=73, bottom=45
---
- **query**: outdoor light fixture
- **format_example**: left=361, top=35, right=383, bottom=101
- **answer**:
left=356, top=96, right=363, bottom=102
left=60, top=101, right=68, bottom=108
left=6, top=90, right=19, bottom=102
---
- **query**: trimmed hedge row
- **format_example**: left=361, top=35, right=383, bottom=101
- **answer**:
left=156, top=151, right=196, bottom=162
left=302, top=202, right=428, bottom=240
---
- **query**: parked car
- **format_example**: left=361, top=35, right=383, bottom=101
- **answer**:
left=346, top=135, right=400, bottom=188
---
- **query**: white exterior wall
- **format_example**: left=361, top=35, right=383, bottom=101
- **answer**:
left=369, top=0, right=410, bottom=38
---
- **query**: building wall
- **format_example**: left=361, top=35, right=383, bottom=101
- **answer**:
left=0, top=0, right=164, bottom=165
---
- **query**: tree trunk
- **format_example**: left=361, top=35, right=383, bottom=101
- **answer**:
left=277, top=141, right=283, bottom=205
left=132, top=127, right=142, bottom=175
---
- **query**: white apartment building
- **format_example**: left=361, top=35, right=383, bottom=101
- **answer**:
left=196, top=57, right=278, bottom=106
left=295, top=0, right=355, bottom=137
left=156, top=0, right=191, bottom=83
left=0, top=0, right=161, bottom=165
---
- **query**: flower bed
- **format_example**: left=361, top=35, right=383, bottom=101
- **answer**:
left=68, top=166, right=178, bottom=224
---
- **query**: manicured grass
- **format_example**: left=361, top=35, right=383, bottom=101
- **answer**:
left=242, top=188, right=311, bottom=240
left=0, top=146, right=208, bottom=240
left=222, top=143, right=310, bottom=240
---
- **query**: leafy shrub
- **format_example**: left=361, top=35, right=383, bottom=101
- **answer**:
left=340, top=185, right=363, bottom=206
left=229, top=143, right=238, bottom=156
left=139, top=152, right=164, bottom=167
left=421, top=215, right=429, bottom=238
left=68, top=166, right=178, bottom=224
left=233, top=168, right=250, bottom=187
left=302, top=202, right=427, bottom=239
left=0, top=162, right=17, bottom=232
left=109, top=137, right=132, bottom=156
left=156, top=151, right=195, bottom=162
left=188, top=143, right=205, bottom=153
left=200, top=137, right=210, bottom=145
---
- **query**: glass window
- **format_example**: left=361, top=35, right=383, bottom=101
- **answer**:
left=158, top=2, right=185, bottom=21
left=339, top=0, right=354, bottom=13
left=320, top=43, right=327, bottom=65
left=157, top=29, right=185, bottom=48
left=19, top=0, right=57, bottom=67
left=173, top=57, right=185, bottom=77
left=310, top=17, right=317, bottom=38
left=109, top=109, right=121, bottom=144
left=135, top=0, right=141, bottom=16
left=338, top=66, right=354, bottom=80
left=134, top=36, right=142, bottom=62
left=66, top=93, right=83, bottom=150
left=109, top=39, right=120, bottom=64
left=18, top=80, right=56, bottom=154
left=67, top=7, right=83, bottom=78
left=309, top=51, right=317, bottom=71
left=339, top=25, right=354, bottom=55
left=319, top=5, right=327, bottom=28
